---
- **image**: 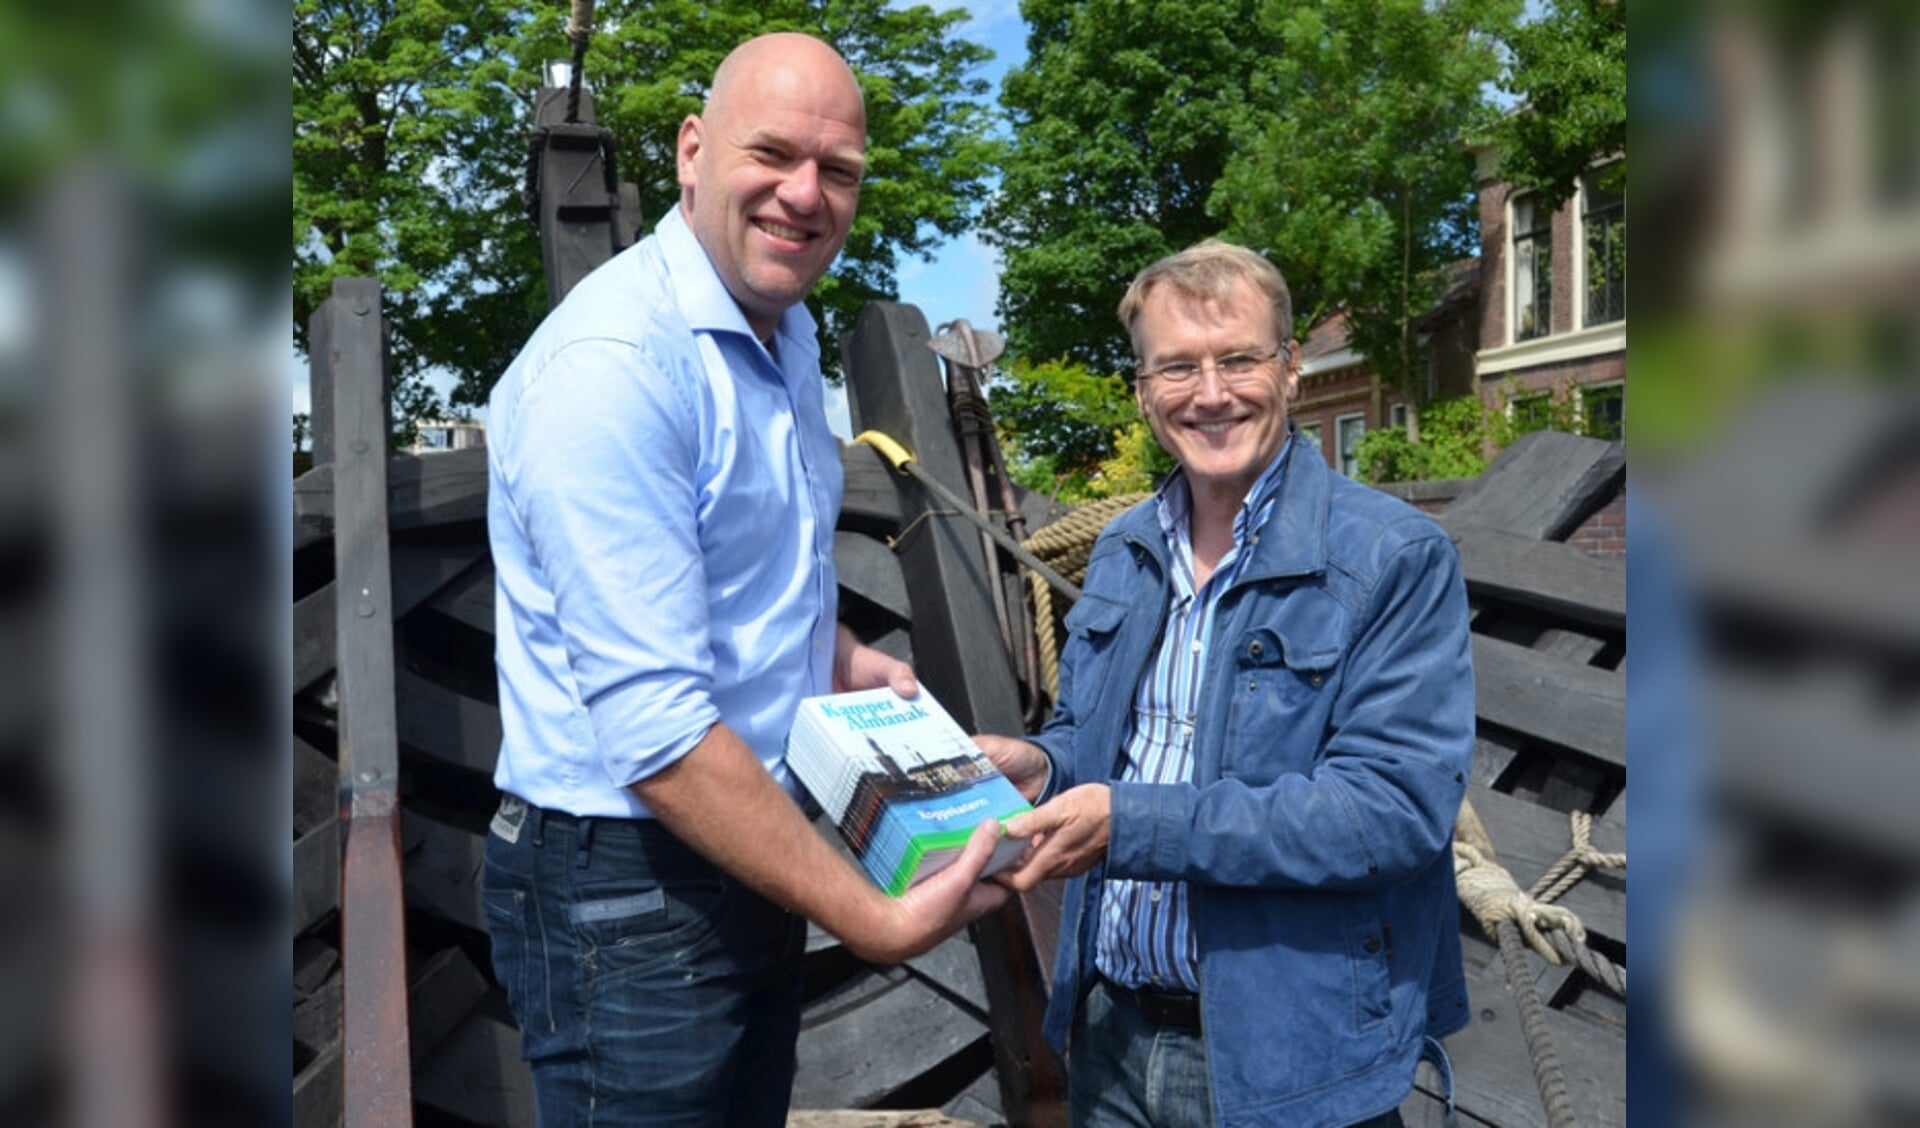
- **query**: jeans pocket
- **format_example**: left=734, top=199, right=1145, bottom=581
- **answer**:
left=571, top=878, right=728, bottom=985
left=482, top=884, right=531, bottom=1029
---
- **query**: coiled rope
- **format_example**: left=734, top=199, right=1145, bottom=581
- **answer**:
left=1018, top=494, right=1147, bottom=697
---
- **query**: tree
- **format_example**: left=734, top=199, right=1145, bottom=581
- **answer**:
left=987, top=0, right=1518, bottom=469
left=294, top=0, right=1000, bottom=409
left=1216, top=0, right=1517, bottom=401
left=990, top=357, right=1171, bottom=500
left=1486, top=0, right=1626, bottom=210
left=985, top=0, right=1267, bottom=376
left=294, top=0, right=532, bottom=419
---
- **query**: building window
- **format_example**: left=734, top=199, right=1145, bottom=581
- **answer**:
left=1581, top=381, right=1624, bottom=440
left=1583, top=171, right=1624, bottom=327
left=1336, top=413, right=1366, bottom=478
left=1512, top=194, right=1552, bottom=342
left=1510, top=390, right=1556, bottom=435
left=1297, top=421, right=1323, bottom=457
left=1389, top=402, right=1409, bottom=431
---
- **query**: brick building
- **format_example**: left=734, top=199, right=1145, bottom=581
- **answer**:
left=1289, top=149, right=1626, bottom=475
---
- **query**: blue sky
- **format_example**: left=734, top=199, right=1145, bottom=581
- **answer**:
left=888, top=0, right=1027, bottom=345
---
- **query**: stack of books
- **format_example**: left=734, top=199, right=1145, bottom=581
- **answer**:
left=788, top=686, right=1033, bottom=896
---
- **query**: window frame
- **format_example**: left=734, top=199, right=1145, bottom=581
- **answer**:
left=1579, top=380, right=1625, bottom=440
left=1580, top=168, right=1625, bottom=328
left=1510, top=191, right=1554, bottom=344
left=1334, top=412, right=1367, bottom=478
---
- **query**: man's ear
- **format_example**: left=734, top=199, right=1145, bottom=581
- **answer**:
left=1282, top=342, right=1302, bottom=403
left=676, top=114, right=704, bottom=191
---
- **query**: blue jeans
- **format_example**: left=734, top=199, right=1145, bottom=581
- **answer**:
left=482, top=796, right=806, bottom=1127
left=1068, top=978, right=1408, bottom=1128
left=1069, top=977, right=1214, bottom=1128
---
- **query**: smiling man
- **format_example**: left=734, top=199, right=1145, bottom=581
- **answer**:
left=979, top=241, right=1477, bottom=1127
left=481, top=32, right=1007, bottom=1126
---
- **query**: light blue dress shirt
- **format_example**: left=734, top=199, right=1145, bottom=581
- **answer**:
left=1095, top=439, right=1290, bottom=992
left=486, top=208, right=844, bottom=818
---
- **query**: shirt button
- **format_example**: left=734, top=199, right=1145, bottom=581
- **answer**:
left=1150, top=888, right=1163, bottom=902
left=1249, top=641, right=1263, bottom=658
left=1190, top=640, right=1203, bottom=654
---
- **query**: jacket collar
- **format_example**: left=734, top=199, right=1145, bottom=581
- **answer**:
left=1116, top=430, right=1329, bottom=582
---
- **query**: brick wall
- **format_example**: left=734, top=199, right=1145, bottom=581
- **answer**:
left=1566, top=484, right=1627, bottom=557
left=1479, top=178, right=1510, bottom=348
left=1487, top=353, right=1627, bottom=400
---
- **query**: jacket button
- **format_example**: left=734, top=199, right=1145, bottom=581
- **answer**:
left=1363, top=936, right=1381, bottom=954
left=1250, top=641, right=1263, bottom=658
left=1310, top=674, right=1323, bottom=687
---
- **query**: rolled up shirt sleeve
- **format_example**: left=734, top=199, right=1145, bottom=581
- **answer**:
left=498, top=337, right=719, bottom=788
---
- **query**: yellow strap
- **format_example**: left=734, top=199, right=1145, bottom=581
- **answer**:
left=853, top=430, right=915, bottom=473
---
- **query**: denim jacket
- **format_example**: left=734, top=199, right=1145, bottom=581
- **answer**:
left=1031, top=439, right=1474, bottom=1127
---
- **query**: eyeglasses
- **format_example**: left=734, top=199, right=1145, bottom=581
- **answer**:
left=1135, top=345, right=1286, bottom=386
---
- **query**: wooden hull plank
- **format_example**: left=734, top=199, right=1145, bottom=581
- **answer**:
left=1444, top=431, right=1623, bottom=542
left=1472, top=635, right=1625, bottom=768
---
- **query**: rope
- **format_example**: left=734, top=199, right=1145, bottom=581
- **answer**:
left=1017, top=494, right=1147, bottom=697
left=1496, top=919, right=1582, bottom=1128
left=1454, top=802, right=1583, bottom=1128
left=1454, top=841, right=1588, bottom=963
left=1528, top=810, right=1626, bottom=904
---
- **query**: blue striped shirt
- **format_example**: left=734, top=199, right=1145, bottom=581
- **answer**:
left=1094, top=441, right=1291, bottom=993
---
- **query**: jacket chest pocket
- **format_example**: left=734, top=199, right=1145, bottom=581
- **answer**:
left=1221, top=623, right=1344, bottom=783
left=1059, top=593, right=1129, bottom=716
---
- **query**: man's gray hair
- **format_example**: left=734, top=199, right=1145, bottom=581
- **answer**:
left=1117, top=240, right=1293, bottom=359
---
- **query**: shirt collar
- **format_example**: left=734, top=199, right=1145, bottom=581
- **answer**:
left=1153, top=434, right=1293, bottom=548
left=653, top=207, right=819, bottom=349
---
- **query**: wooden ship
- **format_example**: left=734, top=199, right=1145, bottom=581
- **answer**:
left=291, top=69, right=1628, bottom=1128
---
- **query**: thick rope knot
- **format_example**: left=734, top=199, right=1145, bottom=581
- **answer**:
left=1454, top=841, right=1587, bottom=963
left=1528, top=810, right=1627, bottom=905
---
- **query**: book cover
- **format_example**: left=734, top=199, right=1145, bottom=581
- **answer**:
left=789, top=686, right=1032, bottom=896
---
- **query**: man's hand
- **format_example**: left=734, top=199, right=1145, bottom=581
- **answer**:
left=995, top=784, right=1111, bottom=893
left=973, top=733, right=1050, bottom=803
left=860, top=818, right=1010, bottom=964
left=833, top=623, right=917, bottom=696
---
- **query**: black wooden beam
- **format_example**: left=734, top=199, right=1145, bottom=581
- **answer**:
left=318, top=276, right=414, bottom=1126
left=295, top=543, right=490, bottom=694
left=1444, top=430, right=1624, bottom=542
left=841, top=301, right=1066, bottom=1127
left=1447, top=524, right=1625, bottom=631
left=1472, top=635, right=1625, bottom=768
left=294, top=448, right=489, bottom=552
left=839, top=440, right=906, bottom=533
left=395, top=670, right=502, bottom=778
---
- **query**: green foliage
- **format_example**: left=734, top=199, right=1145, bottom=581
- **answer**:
left=1221, top=0, right=1517, bottom=397
left=294, top=0, right=1000, bottom=410
left=986, top=0, right=1268, bottom=376
left=988, top=0, right=1520, bottom=401
left=1486, top=0, right=1626, bottom=210
left=991, top=357, right=1167, bottom=502
left=990, top=357, right=1134, bottom=474
left=1352, top=395, right=1492, bottom=483
left=1355, top=378, right=1616, bottom=484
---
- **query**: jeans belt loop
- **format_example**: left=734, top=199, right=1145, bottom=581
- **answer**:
left=527, top=803, right=545, bottom=848
left=574, top=816, right=595, bottom=869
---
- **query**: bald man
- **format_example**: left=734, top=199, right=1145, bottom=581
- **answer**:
left=482, top=33, right=1009, bottom=1125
